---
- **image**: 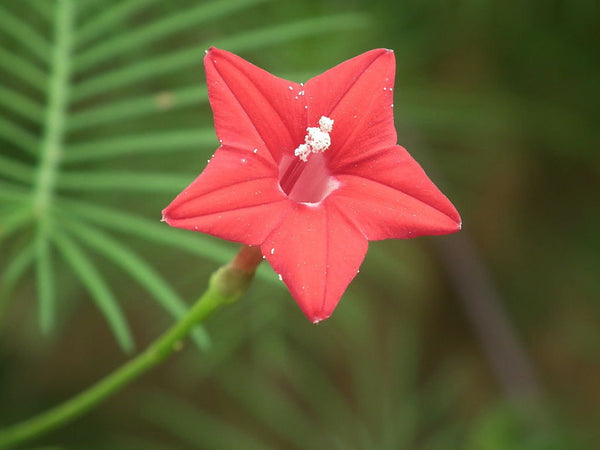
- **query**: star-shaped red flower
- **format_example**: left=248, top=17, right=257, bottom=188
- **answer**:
left=162, top=47, right=461, bottom=323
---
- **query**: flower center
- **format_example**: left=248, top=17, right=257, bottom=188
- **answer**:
left=279, top=116, right=339, bottom=204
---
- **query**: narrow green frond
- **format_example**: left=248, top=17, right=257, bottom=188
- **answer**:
left=0, top=5, right=51, bottom=65
left=0, top=154, right=35, bottom=185
left=52, top=228, right=135, bottom=353
left=0, top=205, right=32, bottom=243
left=219, top=359, right=317, bottom=446
left=55, top=198, right=280, bottom=286
left=75, top=0, right=161, bottom=48
left=25, top=0, right=55, bottom=21
left=60, top=216, right=210, bottom=350
left=35, top=228, right=55, bottom=333
left=70, top=45, right=203, bottom=103
left=213, top=13, right=371, bottom=53
left=57, top=171, right=191, bottom=193
left=63, top=129, right=216, bottom=163
left=68, top=13, right=368, bottom=103
left=56, top=198, right=233, bottom=265
left=68, top=86, right=207, bottom=131
left=0, top=242, right=35, bottom=317
left=142, top=391, right=274, bottom=450
left=74, top=0, right=268, bottom=73
left=0, top=116, right=39, bottom=155
left=0, top=47, right=47, bottom=92
left=0, top=180, right=30, bottom=202
left=0, top=85, right=45, bottom=123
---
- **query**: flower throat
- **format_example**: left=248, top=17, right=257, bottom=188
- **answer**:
left=279, top=116, right=339, bottom=204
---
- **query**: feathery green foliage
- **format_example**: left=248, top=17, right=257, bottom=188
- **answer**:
left=0, top=0, right=369, bottom=351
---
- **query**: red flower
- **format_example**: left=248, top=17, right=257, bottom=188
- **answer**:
left=162, top=47, right=461, bottom=323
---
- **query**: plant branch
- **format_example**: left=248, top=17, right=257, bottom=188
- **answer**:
left=32, top=0, right=73, bottom=218
left=0, top=245, right=263, bottom=449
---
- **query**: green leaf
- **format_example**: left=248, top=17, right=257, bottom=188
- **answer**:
left=57, top=171, right=192, bottom=193
left=0, top=116, right=39, bottom=155
left=25, top=0, right=55, bottom=21
left=0, top=85, right=44, bottom=123
left=0, top=180, right=30, bottom=203
left=142, top=390, right=275, bottom=450
left=0, top=46, right=47, bottom=92
left=0, top=242, right=35, bottom=317
left=56, top=197, right=234, bottom=264
left=0, top=205, right=32, bottom=243
left=0, top=4, right=51, bottom=65
left=68, top=86, right=207, bottom=131
left=35, top=227, right=55, bottom=334
left=75, top=0, right=162, bottom=48
left=63, top=129, right=217, bottom=163
left=74, top=0, right=269, bottom=73
left=214, top=13, right=371, bottom=52
left=56, top=198, right=280, bottom=286
left=52, top=228, right=135, bottom=353
left=0, top=153, right=35, bottom=185
left=71, top=14, right=368, bottom=103
left=59, top=216, right=210, bottom=350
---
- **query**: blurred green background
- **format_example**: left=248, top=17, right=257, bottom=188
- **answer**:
left=0, top=0, right=598, bottom=448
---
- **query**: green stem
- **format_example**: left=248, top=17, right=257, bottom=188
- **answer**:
left=33, top=0, right=72, bottom=216
left=0, top=245, right=263, bottom=449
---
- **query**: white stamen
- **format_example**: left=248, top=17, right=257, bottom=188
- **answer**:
left=318, top=116, right=334, bottom=133
left=270, top=247, right=275, bottom=255
left=294, top=143, right=311, bottom=162
left=305, top=127, right=330, bottom=153
left=292, top=115, right=334, bottom=161
left=288, top=86, right=293, bottom=90
left=278, top=273, right=283, bottom=281
left=253, top=148, right=258, bottom=153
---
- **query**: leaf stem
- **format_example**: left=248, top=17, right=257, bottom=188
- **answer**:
left=32, top=0, right=73, bottom=217
left=0, top=245, right=263, bottom=449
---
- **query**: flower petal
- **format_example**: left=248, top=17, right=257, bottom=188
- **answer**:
left=331, top=145, right=461, bottom=240
left=305, top=48, right=397, bottom=159
left=205, top=47, right=307, bottom=162
left=162, top=145, right=288, bottom=245
left=262, top=202, right=368, bottom=323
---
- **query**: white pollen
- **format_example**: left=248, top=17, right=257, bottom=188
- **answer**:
left=298, top=90, right=305, bottom=96
left=241, top=158, right=247, bottom=163
left=294, top=143, right=311, bottom=162
left=253, top=148, right=258, bottom=153
left=305, top=127, right=330, bottom=153
left=270, top=248, right=275, bottom=255
left=288, top=86, right=293, bottom=90
left=318, top=116, right=334, bottom=133
left=278, top=273, right=283, bottom=281
left=292, top=115, right=334, bottom=161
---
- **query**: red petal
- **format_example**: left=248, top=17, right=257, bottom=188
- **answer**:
left=262, top=202, right=368, bottom=323
left=205, top=47, right=307, bottom=162
left=162, top=145, right=288, bottom=245
left=305, top=49, right=397, bottom=160
left=331, top=146, right=461, bottom=240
